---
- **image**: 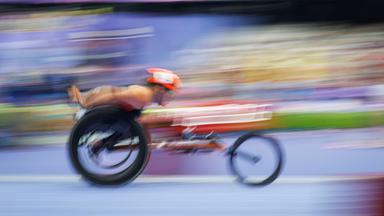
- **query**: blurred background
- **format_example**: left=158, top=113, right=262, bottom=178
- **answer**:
left=1, top=0, right=384, bottom=144
left=0, top=0, right=383, bottom=215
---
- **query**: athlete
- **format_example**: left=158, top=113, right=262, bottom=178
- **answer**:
left=67, top=68, right=181, bottom=110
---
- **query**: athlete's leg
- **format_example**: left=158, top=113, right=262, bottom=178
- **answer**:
left=81, top=86, right=118, bottom=108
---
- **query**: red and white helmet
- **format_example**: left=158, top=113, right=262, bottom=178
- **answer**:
left=146, top=68, right=181, bottom=91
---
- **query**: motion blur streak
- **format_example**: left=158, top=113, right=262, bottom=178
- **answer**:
left=0, top=2, right=383, bottom=216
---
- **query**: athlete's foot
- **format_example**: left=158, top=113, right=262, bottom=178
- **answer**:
left=67, top=85, right=86, bottom=107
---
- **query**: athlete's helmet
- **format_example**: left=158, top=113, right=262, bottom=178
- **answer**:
left=146, top=68, right=181, bottom=91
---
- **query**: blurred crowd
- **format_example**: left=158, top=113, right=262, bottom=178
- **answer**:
left=1, top=8, right=384, bottom=144
left=175, top=24, right=384, bottom=104
left=0, top=11, right=384, bottom=106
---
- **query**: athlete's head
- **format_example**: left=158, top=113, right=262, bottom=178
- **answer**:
left=146, top=68, right=181, bottom=106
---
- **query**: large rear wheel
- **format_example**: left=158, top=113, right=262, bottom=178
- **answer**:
left=68, top=107, right=149, bottom=185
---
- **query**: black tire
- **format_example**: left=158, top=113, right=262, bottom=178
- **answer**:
left=68, top=107, right=149, bottom=185
left=228, top=132, right=284, bottom=186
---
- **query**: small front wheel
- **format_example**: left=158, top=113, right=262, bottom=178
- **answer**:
left=228, top=132, right=284, bottom=186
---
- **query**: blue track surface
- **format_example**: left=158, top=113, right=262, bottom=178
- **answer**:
left=0, top=181, right=377, bottom=216
left=0, top=129, right=383, bottom=216
left=0, top=130, right=383, bottom=175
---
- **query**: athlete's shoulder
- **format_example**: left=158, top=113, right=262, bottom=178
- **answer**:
left=125, top=85, right=152, bottom=102
left=126, top=85, right=152, bottom=93
left=127, top=84, right=149, bottom=90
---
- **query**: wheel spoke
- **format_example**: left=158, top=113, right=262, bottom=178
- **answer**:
left=78, top=126, right=137, bottom=170
left=109, top=144, right=140, bottom=151
left=235, top=150, right=261, bottom=164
